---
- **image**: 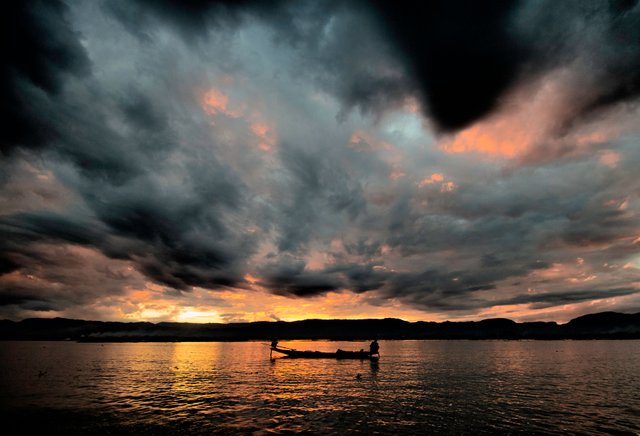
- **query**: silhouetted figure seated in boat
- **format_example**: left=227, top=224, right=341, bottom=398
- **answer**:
left=271, top=339, right=278, bottom=349
left=370, top=339, right=379, bottom=355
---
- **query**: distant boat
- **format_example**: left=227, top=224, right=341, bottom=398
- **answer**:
left=271, top=346, right=379, bottom=360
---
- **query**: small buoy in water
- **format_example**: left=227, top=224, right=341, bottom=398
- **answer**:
left=355, top=373, right=362, bottom=380
left=38, top=370, right=47, bottom=378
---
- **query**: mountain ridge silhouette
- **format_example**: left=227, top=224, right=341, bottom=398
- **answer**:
left=1, top=311, right=639, bottom=341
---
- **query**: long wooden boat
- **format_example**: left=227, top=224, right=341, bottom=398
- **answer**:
left=271, top=346, right=379, bottom=360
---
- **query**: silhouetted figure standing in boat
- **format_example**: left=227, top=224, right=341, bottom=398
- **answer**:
left=271, top=339, right=278, bottom=349
left=369, top=339, right=379, bottom=356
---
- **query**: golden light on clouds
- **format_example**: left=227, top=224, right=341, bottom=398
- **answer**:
left=417, top=173, right=456, bottom=193
left=174, top=308, right=221, bottom=323
left=244, top=274, right=259, bottom=284
left=418, top=172, right=444, bottom=187
left=200, top=86, right=277, bottom=152
left=437, top=69, right=639, bottom=163
left=250, top=120, right=277, bottom=151
left=441, top=122, right=528, bottom=157
left=201, top=88, right=241, bottom=119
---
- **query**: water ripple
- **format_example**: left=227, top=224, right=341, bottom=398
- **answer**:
left=1, top=340, right=639, bottom=434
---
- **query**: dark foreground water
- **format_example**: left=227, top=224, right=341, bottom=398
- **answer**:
left=1, top=340, right=639, bottom=435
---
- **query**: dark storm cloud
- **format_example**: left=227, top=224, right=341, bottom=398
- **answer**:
left=0, top=212, right=102, bottom=287
left=369, top=0, right=640, bottom=131
left=0, top=212, right=105, bottom=247
left=0, top=290, right=44, bottom=308
left=117, top=90, right=168, bottom=132
left=326, top=263, right=389, bottom=293
left=381, top=268, right=498, bottom=309
left=0, top=0, right=268, bottom=299
left=1, top=0, right=639, bottom=321
left=0, top=240, right=145, bottom=320
left=0, top=282, right=60, bottom=314
left=106, top=0, right=413, bottom=123
left=258, top=260, right=341, bottom=297
left=258, top=260, right=389, bottom=297
left=513, top=0, right=640, bottom=131
left=296, top=4, right=414, bottom=122
left=239, top=130, right=640, bottom=307
left=0, top=133, right=249, bottom=292
left=102, top=0, right=640, bottom=133
left=274, top=142, right=367, bottom=253
left=103, top=0, right=233, bottom=42
left=0, top=186, right=248, bottom=292
left=1, top=0, right=91, bottom=152
left=103, top=0, right=293, bottom=43
left=0, top=0, right=261, bottom=310
left=369, top=0, right=531, bottom=131
left=578, top=2, right=640, bottom=112
left=2, top=62, right=251, bottom=300
left=497, top=287, right=640, bottom=309
left=381, top=284, right=640, bottom=313
left=0, top=258, right=19, bottom=276
left=340, top=152, right=640, bottom=312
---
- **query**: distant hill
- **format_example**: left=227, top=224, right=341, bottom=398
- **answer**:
left=0, top=312, right=639, bottom=341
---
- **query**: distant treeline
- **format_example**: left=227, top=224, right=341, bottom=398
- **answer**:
left=0, top=311, right=639, bottom=341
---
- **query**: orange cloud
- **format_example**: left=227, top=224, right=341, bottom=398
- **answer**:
left=440, top=121, right=530, bottom=157
left=438, top=69, right=624, bottom=160
left=250, top=120, right=277, bottom=151
left=417, top=172, right=444, bottom=187
left=417, top=173, right=455, bottom=192
left=200, top=88, right=241, bottom=119
left=598, top=150, right=621, bottom=168
left=201, top=88, right=228, bottom=114
left=251, top=122, right=269, bottom=137
left=430, top=173, right=444, bottom=182
left=440, top=181, right=455, bottom=192
left=244, top=273, right=259, bottom=284
left=199, top=86, right=277, bottom=151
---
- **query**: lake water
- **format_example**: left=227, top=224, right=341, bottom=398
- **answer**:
left=1, top=340, right=639, bottom=434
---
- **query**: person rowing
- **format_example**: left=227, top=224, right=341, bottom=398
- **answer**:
left=369, top=339, right=380, bottom=356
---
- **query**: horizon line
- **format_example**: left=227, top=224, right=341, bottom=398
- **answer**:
left=4, top=310, right=638, bottom=326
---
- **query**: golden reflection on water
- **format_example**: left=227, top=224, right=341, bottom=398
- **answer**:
left=1, top=340, right=639, bottom=434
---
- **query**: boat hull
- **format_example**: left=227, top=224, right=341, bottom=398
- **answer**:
left=271, top=347, right=379, bottom=360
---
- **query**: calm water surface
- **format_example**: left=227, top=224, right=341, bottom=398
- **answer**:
left=1, top=340, right=639, bottom=434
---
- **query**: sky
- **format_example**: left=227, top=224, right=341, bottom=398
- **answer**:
left=1, top=0, right=640, bottom=324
